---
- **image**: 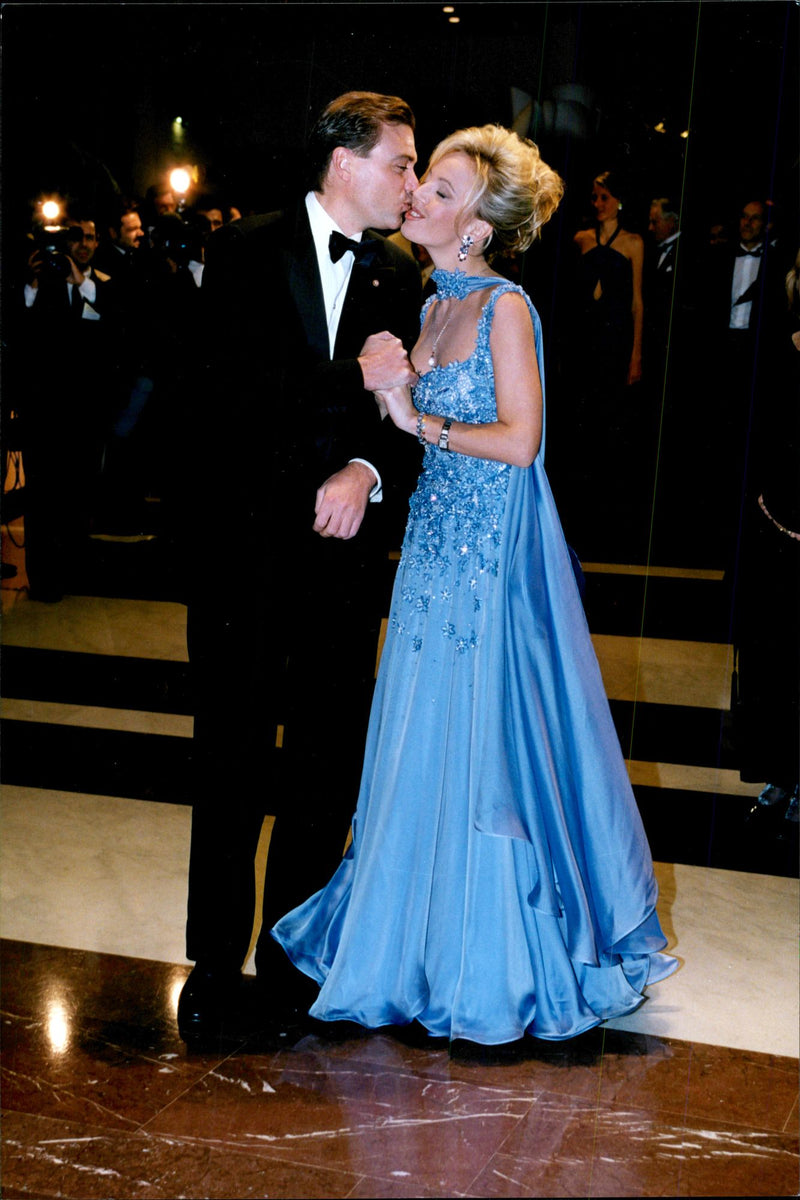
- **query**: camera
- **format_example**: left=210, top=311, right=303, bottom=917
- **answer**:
left=32, top=223, right=73, bottom=279
left=152, top=213, right=202, bottom=269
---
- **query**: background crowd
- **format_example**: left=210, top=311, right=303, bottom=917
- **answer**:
left=3, top=171, right=795, bottom=593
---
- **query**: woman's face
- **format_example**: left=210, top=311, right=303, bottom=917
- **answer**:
left=401, top=151, right=477, bottom=253
left=591, top=184, right=620, bottom=222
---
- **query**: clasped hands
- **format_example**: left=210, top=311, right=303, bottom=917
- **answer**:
left=362, top=330, right=418, bottom=434
left=313, top=332, right=418, bottom=540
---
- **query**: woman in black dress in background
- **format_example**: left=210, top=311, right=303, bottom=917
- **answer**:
left=562, top=171, right=646, bottom=556
left=574, top=170, right=644, bottom=392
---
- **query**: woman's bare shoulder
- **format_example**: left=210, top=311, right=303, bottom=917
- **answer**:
left=618, top=228, right=644, bottom=254
left=489, top=288, right=537, bottom=343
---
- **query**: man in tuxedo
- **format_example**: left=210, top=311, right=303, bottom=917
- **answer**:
left=644, top=196, right=681, bottom=376
left=700, top=199, right=785, bottom=368
left=24, top=216, right=114, bottom=317
left=697, top=198, right=784, bottom=556
left=93, top=197, right=146, bottom=279
left=177, top=91, right=422, bottom=1043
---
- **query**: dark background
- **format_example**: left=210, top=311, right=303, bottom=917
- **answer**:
left=4, top=1, right=797, bottom=237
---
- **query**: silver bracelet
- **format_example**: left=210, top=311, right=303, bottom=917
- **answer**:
left=438, top=418, right=453, bottom=451
left=416, top=412, right=428, bottom=445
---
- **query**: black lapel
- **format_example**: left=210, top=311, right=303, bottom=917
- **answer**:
left=335, top=232, right=396, bottom=357
left=281, top=203, right=329, bottom=361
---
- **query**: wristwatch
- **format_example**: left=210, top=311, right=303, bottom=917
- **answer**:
left=438, top=418, right=453, bottom=451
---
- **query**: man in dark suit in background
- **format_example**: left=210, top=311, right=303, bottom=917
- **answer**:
left=19, top=213, right=117, bottom=598
left=700, top=198, right=785, bottom=550
left=177, top=91, right=422, bottom=1043
left=644, top=195, right=682, bottom=388
left=93, top=197, right=146, bottom=281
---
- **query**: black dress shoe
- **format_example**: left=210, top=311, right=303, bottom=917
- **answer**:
left=177, top=963, right=247, bottom=1046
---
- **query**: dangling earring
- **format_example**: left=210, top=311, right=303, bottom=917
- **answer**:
left=457, top=233, right=474, bottom=263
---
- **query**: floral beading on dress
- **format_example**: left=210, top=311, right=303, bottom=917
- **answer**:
left=392, top=279, right=514, bottom=652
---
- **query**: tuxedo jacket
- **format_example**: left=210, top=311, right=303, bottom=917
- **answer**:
left=703, top=241, right=785, bottom=341
left=18, top=267, right=118, bottom=431
left=643, top=239, right=678, bottom=353
left=180, top=200, right=423, bottom=583
left=642, top=234, right=701, bottom=377
left=24, top=266, right=113, bottom=322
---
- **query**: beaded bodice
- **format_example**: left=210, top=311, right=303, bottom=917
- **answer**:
left=392, top=276, right=531, bottom=654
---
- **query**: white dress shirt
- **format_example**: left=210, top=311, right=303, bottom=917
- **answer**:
left=730, top=243, right=763, bottom=330
left=656, top=231, right=680, bottom=271
left=24, top=270, right=97, bottom=315
left=304, top=191, right=382, bottom=500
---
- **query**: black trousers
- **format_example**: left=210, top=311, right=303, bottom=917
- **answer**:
left=184, top=524, right=385, bottom=981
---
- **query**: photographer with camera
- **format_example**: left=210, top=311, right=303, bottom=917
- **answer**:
left=92, top=198, right=166, bottom=535
left=18, top=211, right=117, bottom=600
left=24, top=216, right=113, bottom=321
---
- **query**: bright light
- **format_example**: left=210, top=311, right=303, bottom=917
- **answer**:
left=169, top=168, right=192, bottom=195
left=174, top=116, right=183, bottom=126
left=680, top=129, right=690, bottom=139
left=443, top=5, right=455, bottom=10
left=448, top=15, right=460, bottom=22
left=654, top=121, right=667, bottom=134
left=46, top=1000, right=70, bottom=1054
left=41, top=200, right=61, bottom=222
left=170, top=976, right=185, bottom=1016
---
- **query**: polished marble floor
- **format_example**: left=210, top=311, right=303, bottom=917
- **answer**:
left=1, top=524, right=798, bottom=1197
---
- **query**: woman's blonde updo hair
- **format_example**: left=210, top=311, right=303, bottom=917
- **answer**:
left=427, top=124, right=564, bottom=258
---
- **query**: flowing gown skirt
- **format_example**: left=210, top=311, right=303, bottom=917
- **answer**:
left=273, top=283, right=677, bottom=1044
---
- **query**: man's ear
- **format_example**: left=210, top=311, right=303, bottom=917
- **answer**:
left=330, top=146, right=352, bottom=183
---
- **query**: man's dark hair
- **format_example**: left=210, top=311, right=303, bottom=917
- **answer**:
left=107, top=196, right=141, bottom=235
left=306, top=91, right=415, bottom=192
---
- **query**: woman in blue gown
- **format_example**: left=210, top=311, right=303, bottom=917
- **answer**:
left=272, top=125, right=678, bottom=1045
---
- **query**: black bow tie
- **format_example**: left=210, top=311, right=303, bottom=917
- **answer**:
left=736, top=245, right=763, bottom=258
left=329, top=230, right=378, bottom=266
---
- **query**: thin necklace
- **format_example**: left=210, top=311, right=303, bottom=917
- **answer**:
left=428, top=301, right=456, bottom=367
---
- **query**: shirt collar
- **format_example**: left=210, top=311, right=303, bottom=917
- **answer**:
left=305, top=191, right=364, bottom=263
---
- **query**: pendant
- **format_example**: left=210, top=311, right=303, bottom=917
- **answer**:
left=428, top=354, right=435, bottom=367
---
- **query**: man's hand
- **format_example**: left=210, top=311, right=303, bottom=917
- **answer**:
left=27, top=249, right=84, bottom=289
left=66, top=255, right=85, bottom=287
left=358, top=331, right=419, bottom=392
left=313, top=461, right=375, bottom=539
